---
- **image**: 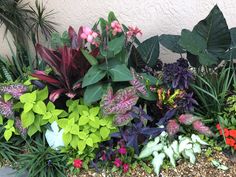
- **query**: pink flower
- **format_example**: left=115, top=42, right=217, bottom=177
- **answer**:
left=118, top=147, right=127, bottom=155
left=192, top=120, right=213, bottom=137
left=178, top=114, right=198, bottom=125
left=111, top=20, right=122, bottom=35
left=127, top=26, right=142, bottom=38
left=80, top=26, right=98, bottom=45
left=102, top=152, right=106, bottom=161
left=0, top=100, right=13, bottom=118
left=113, top=158, right=122, bottom=168
left=73, top=159, right=83, bottom=169
left=166, top=119, right=180, bottom=136
left=123, top=163, right=129, bottom=173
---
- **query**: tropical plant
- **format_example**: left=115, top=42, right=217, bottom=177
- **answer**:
left=139, top=132, right=208, bottom=175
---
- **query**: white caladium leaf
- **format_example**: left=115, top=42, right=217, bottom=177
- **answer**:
left=193, top=143, right=201, bottom=153
left=152, top=151, right=165, bottom=175
left=163, top=146, right=176, bottom=167
left=191, top=134, right=208, bottom=145
left=211, top=160, right=229, bottom=171
left=184, top=149, right=196, bottom=164
left=45, top=121, right=64, bottom=150
left=170, top=140, right=179, bottom=155
left=179, top=138, right=192, bottom=153
left=139, top=143, right=163, bottom=159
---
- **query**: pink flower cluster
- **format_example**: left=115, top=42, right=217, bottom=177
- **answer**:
left=113, top=158, right=129, bottom=173
left=111, top=20, right=122, bottom=35
left=80, top=26, right=99, bottom=46
left=127, top=26, right=142, bottom=38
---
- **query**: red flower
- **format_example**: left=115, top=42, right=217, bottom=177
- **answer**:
left=216, top=123, right=221, bottom=130
left=114, top=158, right=122, bottom=168
left=234, top=144, right=236, bottom=150
left=219, top=129, right=223, bottom=135
left=123, top=163, right=129, bottom=173
left=118, top=147, right=127, bottom=155
left=224, top=128, right=230, bottom=137
left=73, top=159, right=83, bottom=169
left=229, top=130, right=236, bottom=138
left=226, top=138, right=236, bottom=147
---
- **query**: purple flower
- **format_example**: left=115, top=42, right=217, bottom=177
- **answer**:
left=118, top=147, right=127, bottom=155
left=0, top=84, right=27, bottom=99
left=0, top=99, right=13, bottom=118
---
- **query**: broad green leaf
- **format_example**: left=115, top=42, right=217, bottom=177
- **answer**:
left=108, top=64, right=132, bottom=82
left=100, top=127, right=110, bottom=139
left=107, top=35, right=125, bottom=55
left=81, top=49, right=98, bottom=65
left=77, top=105, right=89, bottom=115
left=36, top=87, right=48, bottom=101
left=78, top=140, right=86, bottom=152
left=70, top=125, right=80, bottom=135
left=28, top=125, right=38, bottom=137
left=4, top=94, right=12, bottom=102
left=84, top=83, right=108, bottom=105
left=90, top=133, right=101, bottom=143
left=108, top=11, right=117, bottom=23
left=23, top=102, right=33, bottom=113
left=79, top=116, right=89, bottom=125
left=0, top=115, right=3, bottom=125
left=82, top=65, right=107, bottom=88
left=51, top=109, right=63, bottom=116
left=86, top=137, right=93, bottom=147
left=21, top=111, right=35, bottom=128
left=159, top=34, right=185, bottom=53
left=193, top=5, right=231, bottom=57
left=77, top=132, right=87, bottom=139
left=137, top=35, right=159, bottom=67
left=47, top=102, right=55, bottom=111
left=70, top=135, right=79, bottom=149
left=63, top=133, right=72, bottom=146
left=89, top=107, right=100, bottom=116
left=20, top=91, right=36, bottom=103
left=89, top=119, right=100, bottom=129
left=4, top=130, right=12, bottom=141
left=33, top=101, right=47, bottom=115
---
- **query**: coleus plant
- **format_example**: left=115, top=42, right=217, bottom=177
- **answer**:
left=139, top=132, right=208, bottom=175
left=31, top=26, right=93, bottom=102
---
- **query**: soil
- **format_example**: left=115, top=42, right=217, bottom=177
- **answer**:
left=77, top=150, right=236, bottom=177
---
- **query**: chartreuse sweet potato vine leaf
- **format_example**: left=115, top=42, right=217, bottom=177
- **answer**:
left=57, top=99, right=117, bottom=155
left=4, top=119, right=16, bottom=141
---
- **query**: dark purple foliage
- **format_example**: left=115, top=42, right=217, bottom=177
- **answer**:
left=176, top=92, right=198, bottom=112
left=156, top=109, right=177, bottom=126
left=163, top=58, right=193, bottom=89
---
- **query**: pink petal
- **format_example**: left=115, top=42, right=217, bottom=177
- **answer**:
left=83, top=26, right=92, bottom=35
left=87, top=35, right=93, bottom=43
left=80, top=33, right=87, bottom=39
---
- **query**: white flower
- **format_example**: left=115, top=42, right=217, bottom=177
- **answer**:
left=45, top=121, right=64, bottom=150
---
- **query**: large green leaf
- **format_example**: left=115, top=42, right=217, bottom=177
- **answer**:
left=84, top=83, right=108, bottom=105
left=81, top=49, right=98, bottom=65
left=107, top=35, right=125, bottom=56
left=137, top=35, right=159, bottom=67
left=108, top=64, right=132, bottom=82
left=159, top=34, right=185, bottom=53
left=222, top=28, right=236, bottom=59
left=193, top=5, right=231, bottom=57
left=82, top=65, right=107, bottom=88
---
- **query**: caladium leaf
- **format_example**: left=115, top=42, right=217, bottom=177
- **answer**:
left=152, top=151, right=165, bottom=175
left=170, top=140, right=179, bottom=156
left=113, top=112, right=133, bottom=126
left=184, top=149, right=196, bottom=164
left=179, top=137, right=192, bottom=153
left=163, top=146, right=176, bottom=167
left=129, top=68, right=147, bottom=96
left=191, top=134, right=208, bottom=145
left=193, top=143, right=201, bottom=153
left=139, top=141, right=163, bottom=159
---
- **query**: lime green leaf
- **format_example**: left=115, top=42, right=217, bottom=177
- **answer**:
left=90, top=133, right=101, bottom=143
left=86, top=137, right=93, bottom=147
left=33, top=101, right=47, bottom=115
left=77, top=132, right=87, bottom=139
left=4, top=94, right=12, bottom=101
left=21, top=111, right=35, bottom=128
left=47, top=102, right=55, bottom=111
left=51, top=109, right=63, bottom=116
left=78, top=140, right=86, bottom=152
left=20, top=91, right=36, bottom=103
left=89, top=119, right=100, bottom=129
left=89, top=107, right=100, bottom=116
left=79, top=116, right=89, bottom=125
left=28, top=125, right=38, bottom=137
left=36, top=87, right=48, bottom=101
left=70, top=125, right=80, bottom=135
left=63, top=133, right=72, bottom=146
left=100, top=127, right=110, bottom=139
left=4, top=130, right=12, bottom=141
left=0, top=115, right=3, bottom=125
left=23, top=102, right=33, bottom=113
left=5, top=119, right=14, bottom=129
left=70, top=135, right=79, bottom=149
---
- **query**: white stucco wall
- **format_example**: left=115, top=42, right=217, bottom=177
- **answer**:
left=1, top=0, right=236, bottom=62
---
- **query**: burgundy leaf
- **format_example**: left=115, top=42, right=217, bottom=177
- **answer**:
left=31, top=73, right=62, bottom=86
left=113, top=112, right=133, bottom=126
left=68, top=26, right=78, bottom=49
left=49, top=89, right=66, bottom=102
